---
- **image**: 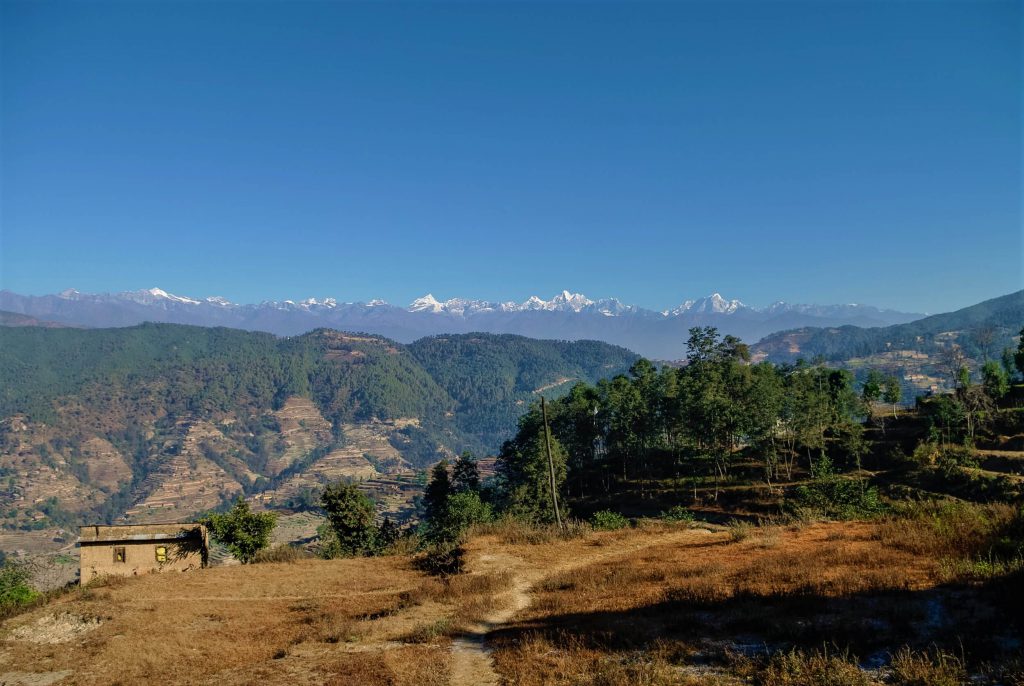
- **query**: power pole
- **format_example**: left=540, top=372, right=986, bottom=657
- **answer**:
left=541, top=395, right=564, bottom=531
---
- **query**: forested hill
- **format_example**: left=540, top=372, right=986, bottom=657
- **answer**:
left=753, top=290, right=1024, bottom=364
left=0, top=324, right=637, bottom=449
left=0, top=324, right=636, bottom=528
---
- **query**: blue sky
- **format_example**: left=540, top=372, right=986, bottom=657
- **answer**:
left=1, top=1, right=1020, bottom=313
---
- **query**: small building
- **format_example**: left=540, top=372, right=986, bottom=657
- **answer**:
left=79, top=523, right=208, bottom=580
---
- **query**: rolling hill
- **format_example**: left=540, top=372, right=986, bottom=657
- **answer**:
left=0, top=324, right=637, bottom=531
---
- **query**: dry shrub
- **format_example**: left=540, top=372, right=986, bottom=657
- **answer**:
left=403, top=617, right=453, bottom=643
left=889, top=647, right=966, bottom=686
left=253, top=544, right=314, bottom=564
left=757, top=647, right=871, bottom=686
left=472, top=516, right=591, bottom=545
left=749, top=528, right=782, bottom=549
left=876, top=501, right=1017, bottom=559
left=728, top=520, right=754, bottom=542
left=83, top=573, right=130, bottom=589
left=492, top=632, right=680, bottom=686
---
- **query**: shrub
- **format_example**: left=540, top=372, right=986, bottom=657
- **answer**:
left=727, top=519, right=753, bottom=542
left=878, top=500, right=1021, bottom=561
left=423, top=491, right=492, bottom=545
left=787, top=456, right=885, bottom=520
left=591, top=510, right=629, bottom=531
left=889, top=647, right=966, bottom=686
left=0, top=561, right=38, bottom=612
left=660, top=505, right=695, bottom=523
left=201, top=499, right=276, bottom=564
left=471, top=515, right=590, bottom=544
left=415, top=543, right=464, bottom=577
left=758, top=647, right=871, bottom=686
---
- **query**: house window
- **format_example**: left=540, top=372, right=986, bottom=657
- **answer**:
left=155, top=546, right=167, bottom=563
left=113, top=547, right=126, bottom=563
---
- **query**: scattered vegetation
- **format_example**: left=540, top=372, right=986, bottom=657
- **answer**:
left=0, top=561, right=38, bottom=613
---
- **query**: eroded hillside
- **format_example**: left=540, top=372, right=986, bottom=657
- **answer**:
left=0, top=324, right=637, bottom=556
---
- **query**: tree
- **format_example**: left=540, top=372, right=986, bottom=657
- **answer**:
left=497, top=423, right=568, bottom=524
left=974, top=326, right=998, bottom=361
left=423, top=491, right=492, bottom=545
left=1016, top=327, right=1024, bottom=378
left=861, top=369, right=884, bottom=407
left=883, top=376, right=902, bottom=418
left=451, top=452, right=481, bottom=494
left=376, top=517, right=400, bottom=551
left=320, top=482, right=377, bottom=557
left=201, top=498, right=276, bottom=564
left=423, top=460, right=452, bottom=523
left=982, top=360, right=1010, bottom=400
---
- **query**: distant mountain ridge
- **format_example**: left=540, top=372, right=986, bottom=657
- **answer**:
left=753, top=289, right=1024, bottom=364
left=0, top=287, right=923, bottom=359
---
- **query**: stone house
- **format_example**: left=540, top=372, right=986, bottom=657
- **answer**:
left=79, top=523, right=208, bottom=580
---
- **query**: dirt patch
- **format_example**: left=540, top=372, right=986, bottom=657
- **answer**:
left=0, top=671, right=73, bottom=686
left=8, top=613, right=101, bottom=644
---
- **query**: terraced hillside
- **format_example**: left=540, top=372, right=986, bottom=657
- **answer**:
left=0, top=324, right=637, bottom=548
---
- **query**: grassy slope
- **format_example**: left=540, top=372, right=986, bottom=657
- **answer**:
left=2, top=517, right=1021, bottom=685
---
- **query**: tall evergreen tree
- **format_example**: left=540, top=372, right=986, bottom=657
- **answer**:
left=451, top=452, right=481, bottom=494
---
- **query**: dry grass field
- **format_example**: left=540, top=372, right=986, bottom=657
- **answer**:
left=2, top=513, right=1022, bottom=685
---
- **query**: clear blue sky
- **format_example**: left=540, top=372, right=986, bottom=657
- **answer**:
left=1, top=1, right=1020, bottom=313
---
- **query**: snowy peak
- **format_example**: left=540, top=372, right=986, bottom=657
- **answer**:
left=121, top=287, right=201, bottom=305
left=409, top=294, right=444, bottom=313
left=668, top=293, right=745, bottom=316
left=34, top=287, right=918, bottom=324
left=693, top=293, right=745, bottom=314
left=548, top=290, right=594, bottom=312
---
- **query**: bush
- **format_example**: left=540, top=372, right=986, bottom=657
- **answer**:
left=878, top=500, right=1021, bottom=560
left=423, top=491, right=492, bottom=545
left=0, top=561, right=38, bottom=612
left=757, top=647, right=871, bottom=686
left=415, top=543, right=464, bottom=577
left=471, top=515, right=591, bottom=544
left=660, top=505, right=695, bottom=523
left=201, top=499, right=276, bottom=564
left=889, top=647, right=966, bottom=686
left=591, top=510, right=629, bottom=531
left=727, top=519, right=753, bottom=542
left=787, top=456, right=885, bottom=520
left=253, top=544, right=313, bottom=564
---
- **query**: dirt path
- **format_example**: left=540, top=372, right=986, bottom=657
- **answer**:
left=448, top=527, right=720, bottom=685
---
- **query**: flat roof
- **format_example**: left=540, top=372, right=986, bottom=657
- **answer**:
left=79, top=523, right=206, bottom=544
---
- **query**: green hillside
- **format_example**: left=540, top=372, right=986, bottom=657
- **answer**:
left=0, top=324, right=636, bottom=528
left=755, top=290, right=1024, bottom=363
left=408, top=334, right=639, bottom=447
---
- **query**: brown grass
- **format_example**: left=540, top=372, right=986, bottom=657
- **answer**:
left=0, top=556, right=451, bottom=685
left=486, top=520, right=1021, bottom=685
left=4, top=514, right=1021, bottom=685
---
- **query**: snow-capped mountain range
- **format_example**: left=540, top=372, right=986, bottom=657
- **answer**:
left=0, top=287, right=923, bottom=359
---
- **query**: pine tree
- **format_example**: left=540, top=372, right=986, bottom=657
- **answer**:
left=451, top=452, right=481, bottom=493
left=423, top=460, right=451, bottom=523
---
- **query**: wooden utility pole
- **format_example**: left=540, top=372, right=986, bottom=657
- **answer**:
left=540, top=396, right=564, bottom=531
